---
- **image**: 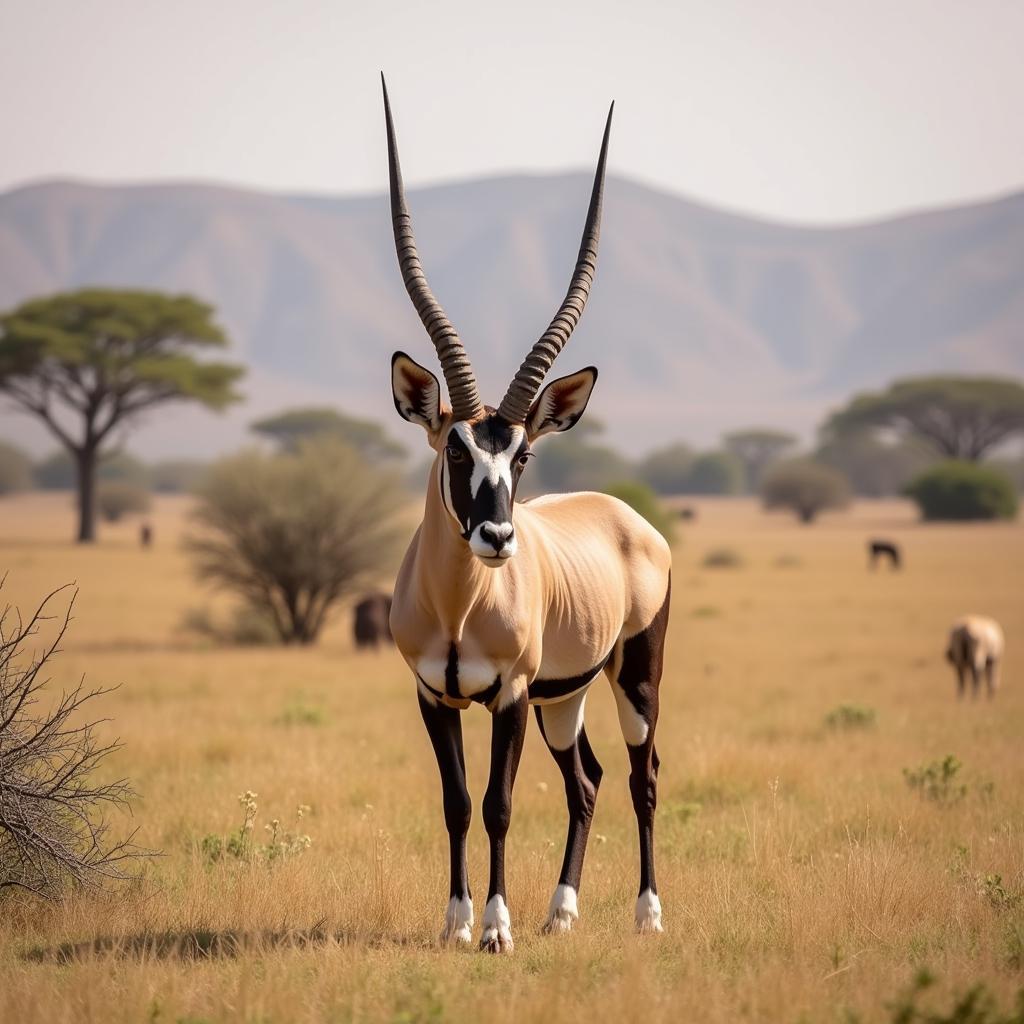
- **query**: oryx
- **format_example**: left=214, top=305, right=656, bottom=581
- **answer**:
left=946, top=615, right=1004, bottom=699
left=382, top=77, right=672, bottom=952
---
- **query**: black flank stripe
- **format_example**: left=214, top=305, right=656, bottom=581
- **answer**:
left=530, top=653, right=612, bottom=701
left=417, top=674, right=445, bottom=702
left=469, top=676, right=503, bottom=706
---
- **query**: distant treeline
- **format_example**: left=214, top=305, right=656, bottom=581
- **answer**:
left=4, top=376, right=1024, bottom=504
left=2, top=419, right=1023, bottom=501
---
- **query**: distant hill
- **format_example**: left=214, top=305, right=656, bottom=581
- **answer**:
left=1, top=176, right=1022, bottom=457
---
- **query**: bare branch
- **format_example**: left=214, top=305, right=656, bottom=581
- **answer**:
left=0, top=582, right=150, bottom=899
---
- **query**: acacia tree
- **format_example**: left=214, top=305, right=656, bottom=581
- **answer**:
left=824, top=377, right=1024, bottom=462
left=0, top=290, right=244, bottom=542
left=251, top=407, right=406, bottom=460
left=723, top=429, right=798, bottom=491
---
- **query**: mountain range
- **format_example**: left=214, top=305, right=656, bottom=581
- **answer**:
left=1, top=175, right=1022, bottom=457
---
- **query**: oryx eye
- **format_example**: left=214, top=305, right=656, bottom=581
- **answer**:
left=516, top=452, right=533, bottom=468
left=445, top=445, right=464, bottom=462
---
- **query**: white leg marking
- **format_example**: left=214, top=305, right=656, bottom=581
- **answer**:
left=635, top=888, right=663, bottom=933
left=543, top=883, right=579, bottom=934
left=612, top=679, right=649, bottom=746
left=441, top=895, right=474, bottom=946
left=539, top=691, right=588, bottom=751
left=479, top=894, right=514, bottom=953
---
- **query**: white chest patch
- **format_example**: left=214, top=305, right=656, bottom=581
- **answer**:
left=415, top=655, right=502, bottom=697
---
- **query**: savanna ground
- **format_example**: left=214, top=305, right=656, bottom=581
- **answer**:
left=0, top=492, right=1022, bottom=1023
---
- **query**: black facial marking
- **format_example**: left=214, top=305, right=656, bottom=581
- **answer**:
left=471, top=418, right=515, bottom=454
left=441, top=413, right=529, bottom=542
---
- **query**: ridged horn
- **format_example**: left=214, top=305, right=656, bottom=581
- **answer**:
left=497, top=103, right=613, bottom=424
left=382, top=74, right=484, bottom=422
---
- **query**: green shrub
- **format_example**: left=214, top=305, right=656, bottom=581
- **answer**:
left=904, top=460, right=1018, bottom=521
left=636, top=443, right=695, bottom=495
left=761, top=458, right=850, bottom=523
left=180, top=604, right=281, bottom=647
left=702, top=547, right=744, bottom=569
left=96, top=481, right=151, bottom=522
left=151, top=459, right=207, bottom=493
left=825, top=703, right=876, bottom=731
left=604, top=481, right=676, bottom=544
left=200, top=791, right=312, bottom=866
left=904, top=755, right=966, bottom=804
left=34, top=449, right=151, bottom=490
left=0, top=440, right=32, bottom=495
left=681, top=451, right=746, bottom=495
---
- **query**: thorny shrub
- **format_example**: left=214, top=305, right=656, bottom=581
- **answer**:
left=0, top=582, right=145, bottom=898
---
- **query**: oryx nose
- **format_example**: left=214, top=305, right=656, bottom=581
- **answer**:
left=479, top=522, right=514, bottom=550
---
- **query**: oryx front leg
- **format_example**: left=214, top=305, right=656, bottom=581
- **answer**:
left=480, top=691, right=528, bottom=953
left=535, top=690, right=602, bottom=935
left=418, top=691, right=473, bottom=946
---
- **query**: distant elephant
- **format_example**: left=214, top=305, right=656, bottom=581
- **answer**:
left=353, top=593, right=394, bottom=650
left=946, top=615, right=1004, bottom=699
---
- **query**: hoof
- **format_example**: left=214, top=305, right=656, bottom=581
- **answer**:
left=542, top=883, right=579, bottom=935
left=440, top=896, right=474, bottom=947
left=635, top=889, right=663, bottom=933
left=440, top=923, right=474, bottom=946
left=479, top=931, right=514, bottom=954
left=480, top=894, right=513, bottom=954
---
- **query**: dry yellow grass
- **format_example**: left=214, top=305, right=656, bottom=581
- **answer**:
left=1, top=491, right=1022, bottom=1023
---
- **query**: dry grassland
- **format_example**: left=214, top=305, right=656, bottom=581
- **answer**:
left=0, top=492, right=1022, bottom=1023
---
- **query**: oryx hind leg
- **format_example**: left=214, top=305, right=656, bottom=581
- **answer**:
left=608, top=580, right=670, bottom=933
left=535, top=688, right=603, bottom=934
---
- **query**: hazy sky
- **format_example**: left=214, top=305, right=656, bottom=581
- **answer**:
left=2, top=0, right=1023, bottom=224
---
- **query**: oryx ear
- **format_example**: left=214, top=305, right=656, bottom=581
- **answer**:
left=392, top=352, right=446, bottom=433
left=525, top=367, right=598, bottom=441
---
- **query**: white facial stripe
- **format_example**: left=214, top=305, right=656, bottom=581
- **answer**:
left=452, top=422, right=524, bottom=502
left=438, top=455, right=461, bottom=529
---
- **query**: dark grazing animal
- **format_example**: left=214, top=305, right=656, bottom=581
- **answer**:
left=868, top=539, right=901, bottom=570
left=353, top=593, right=393, bottom=650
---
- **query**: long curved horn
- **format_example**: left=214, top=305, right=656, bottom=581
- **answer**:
left=382, top=75, right=484, bottom=422
left=497, top=103, right=613, bottom=424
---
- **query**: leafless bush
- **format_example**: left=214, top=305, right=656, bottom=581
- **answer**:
left=0, top=583, right=142, bottom=899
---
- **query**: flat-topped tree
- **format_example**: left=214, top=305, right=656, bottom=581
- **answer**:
left=824, top=377, right=1024, bottom=462
left=722, top=429, right=798, bottom=491
left=0, top=289, right=244, bottom=542
left=251, top=407, right=405, bottom=460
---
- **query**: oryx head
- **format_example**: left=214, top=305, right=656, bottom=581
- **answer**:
left=383, top=76, right=609, bottom=567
